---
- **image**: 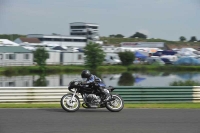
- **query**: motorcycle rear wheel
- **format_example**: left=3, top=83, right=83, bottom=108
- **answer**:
left=106, top=94, right=124, bottom=112
left=60, top=94, right=80, bottom=112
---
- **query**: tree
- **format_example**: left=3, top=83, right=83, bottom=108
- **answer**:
left=84, top=42, right=105, bottom=70
left=130, top=32, right=147, bottom=39
left=118, top=51, right=135, bottom=66
left=33, top=47, right=49, bottom=72
left=179, top=36, right=186, bottom=42
left=189, top=36, right=197, bottom=42
left=118, top=72, right=135, bottom=86
left=33, top=73, right=47, bottom=86
left=115, top=34, right=124, bottom=38
left=109, top=34, right=124, bottom=38
left=109, top=34, right=115, bottom=38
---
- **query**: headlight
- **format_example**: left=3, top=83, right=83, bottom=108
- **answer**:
left=74, top=82, right=78, bottom=85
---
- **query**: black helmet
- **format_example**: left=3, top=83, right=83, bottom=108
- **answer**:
left=81, top=70, right=91, bottom=79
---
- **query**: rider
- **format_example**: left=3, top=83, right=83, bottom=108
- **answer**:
left=81, top=70, right=111, bottom=102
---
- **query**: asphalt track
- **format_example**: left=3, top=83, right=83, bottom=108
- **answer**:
left=0, top=108, right=200, bottom=133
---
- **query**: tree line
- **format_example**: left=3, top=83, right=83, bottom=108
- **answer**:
left=0, top=34, right=26, bottom=41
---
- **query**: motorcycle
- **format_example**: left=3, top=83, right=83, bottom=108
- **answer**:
left=60, top=79, right=124, bottom=112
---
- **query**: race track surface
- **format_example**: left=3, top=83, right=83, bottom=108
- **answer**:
left=0, top=108, right=200, bottom=133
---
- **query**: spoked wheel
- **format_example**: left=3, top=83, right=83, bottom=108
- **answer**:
left=60, top=94, right=80, bottom=112
left=106, top=94, right=124, bottom=112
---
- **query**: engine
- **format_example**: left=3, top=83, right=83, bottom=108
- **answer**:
left=86, top=94, right=101, bottom=104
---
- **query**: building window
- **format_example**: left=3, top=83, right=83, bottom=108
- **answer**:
left=6, top=54, right=15, bottom=60
left=24, top=54, right=29, bottom=59
left=5, top=81, right=15, bottom=87
left=24, top=81, right=29, bottom=87
left=46, top=80, right=49, bottom=86
left=64, top=39, right=72, bottom=42
left=54, top=38, right=62, bottom=41
left=72, top=30, right=82, bottom=32
left=0, top=54, right=3, bottom=60
left=71, top=26, right=86, bottom=29
left=74, top=39, right=81, bottom=42
left=47, top=53, right=50, bottom=59
left=78, top=54, right=82, bottom=60
left=43, top=38, right=52, bottom=41
left=89, top=26, right=98, bottom=29
left=38, top=38, right=44, bottom=41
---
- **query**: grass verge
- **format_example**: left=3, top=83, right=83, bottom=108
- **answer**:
left=1, top=103, right=200, bottom=109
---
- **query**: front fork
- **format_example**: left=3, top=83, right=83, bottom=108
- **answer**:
left=70, top=89, right=77, bottom=101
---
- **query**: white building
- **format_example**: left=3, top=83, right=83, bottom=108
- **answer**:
left=61, top=52, right=85, bottom=65
left=0, top=46, right=33, bottom=66
left=70, top=22, right=99, bottom=39
left=27, top=34, right=87, bottom=48
left=0, top=75, right=34, bottom=87
left=46, top=50, right=61, bottom=65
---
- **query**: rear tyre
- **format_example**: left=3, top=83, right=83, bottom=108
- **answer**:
left=105, top=94, right=124, bottom=112
left=60, top=94, right=80, bottom=112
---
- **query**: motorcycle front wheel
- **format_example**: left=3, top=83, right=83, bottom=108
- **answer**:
left=60, top=94, right=80, bottom=112
left=106, top=94, right=124, bottom=112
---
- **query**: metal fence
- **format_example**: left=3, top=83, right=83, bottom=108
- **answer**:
left=114, top=86, right=200, bottom=103
left=0, top=86, right=200, bottom=103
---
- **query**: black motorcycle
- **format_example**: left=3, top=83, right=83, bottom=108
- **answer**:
left=60, top=79, right=124, bottom=112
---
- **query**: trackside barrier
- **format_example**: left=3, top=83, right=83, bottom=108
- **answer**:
left=0, top=86, right=200, bottom=103
left=113, top=86, right=200, bottom=103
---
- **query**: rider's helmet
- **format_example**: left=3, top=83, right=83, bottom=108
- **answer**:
left=81, top=70, right=91, bottom=81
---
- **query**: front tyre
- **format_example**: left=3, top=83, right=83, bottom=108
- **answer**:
left=60, top=94, right=80, bottom=112
left=106, top=94, right=124, bottom=112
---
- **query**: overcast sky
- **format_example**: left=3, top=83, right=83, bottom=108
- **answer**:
left=0, top=0, right=199, bottom=41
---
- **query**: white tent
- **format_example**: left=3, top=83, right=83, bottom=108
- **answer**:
left=0, top=39, right=20, bottom=46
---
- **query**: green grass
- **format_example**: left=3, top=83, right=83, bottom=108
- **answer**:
left=125, top=103, right=200, bottom=109
left=1, top=103, right=200, bottom=109
left=100, top=37, right=200, bottom=47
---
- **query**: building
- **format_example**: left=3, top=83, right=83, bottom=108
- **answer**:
left=0, top=75, right=34, bottom=87
left=26, top=34, right=87, bottom=48
left=14, top=37, right=41, bottom=45
left=0, top=46, right=33, bottom=66
left=61, top=52, right=85, bottom=65
left=46, top=50, right=61, bottom=65
left=70, top=22, right=99, bottom=39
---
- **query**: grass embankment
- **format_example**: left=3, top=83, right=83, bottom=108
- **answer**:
left=1, top=103, right=200, bottom=109
left=100, top=37, right=200, bottom=49
left=1, top=65, right=200, bottom=76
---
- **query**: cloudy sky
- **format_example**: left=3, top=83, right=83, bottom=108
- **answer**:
left=0, top=0, right=199, bottom=41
